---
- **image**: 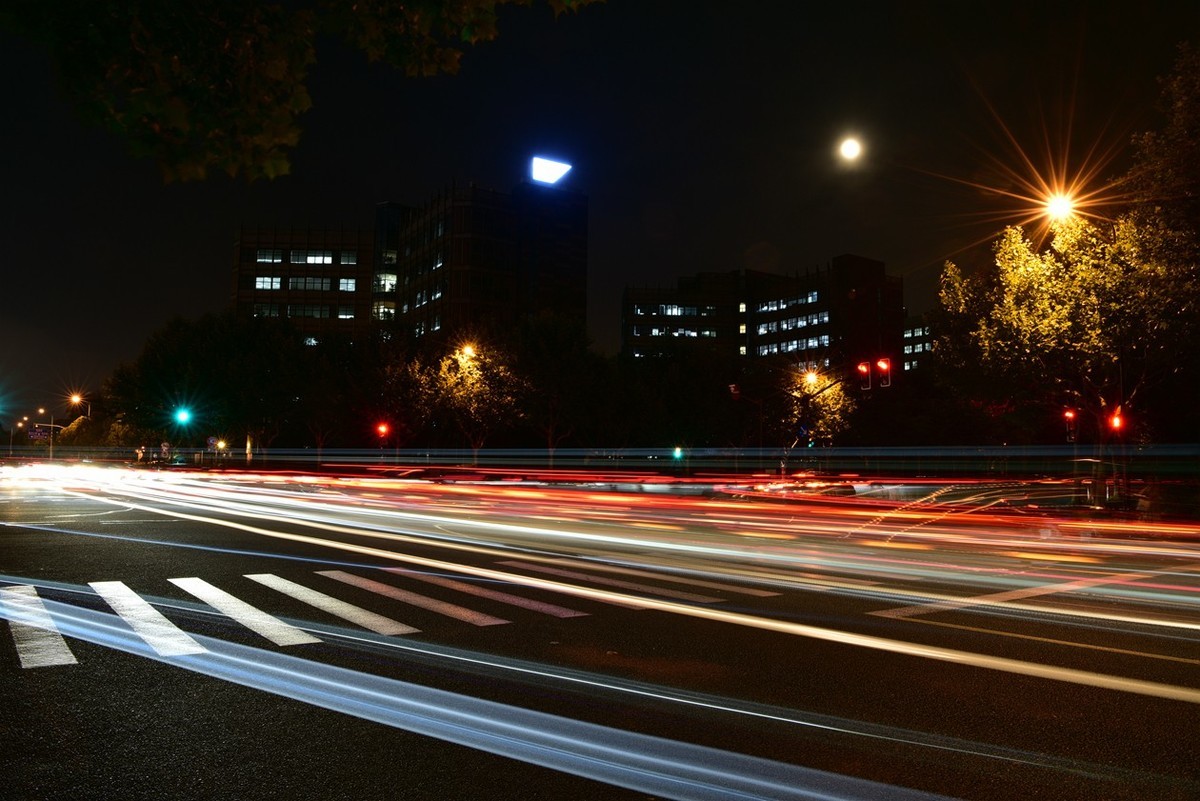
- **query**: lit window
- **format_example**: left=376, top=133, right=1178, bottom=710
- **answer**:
left=383, top=250, right=397, bottom=265
left=373, top=302, right=395, bottom=320
left=339, top=278, right=356, bottom=292
left=375, top=273, right=397, bottom=293
left=337, top=306, right=355, bottom=319
left=739, top=346, right=746, bottom=355
left=255, top=276, right=281, bottom=290
left=256, top=249, right=283, bottom=263
left=291, top=250, right=333, bottom=264
left=739, top=324, right=746, bottom=334
left=304, top=337, right=319, bottom=346
left=340, top=252, right=357, bottom=265
left=738, top=303, right=746, bottom=313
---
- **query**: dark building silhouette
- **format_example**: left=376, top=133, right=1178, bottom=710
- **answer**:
left=622, top=254, right=904, bottom=377
left=233, top=175, right=588, bottom=346
left=375, top=180, right=587, bottom=342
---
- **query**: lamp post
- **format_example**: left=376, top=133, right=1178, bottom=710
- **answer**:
left=8, top=417, right=28, bottom=457
left=70, top=393, right=91, bottom=418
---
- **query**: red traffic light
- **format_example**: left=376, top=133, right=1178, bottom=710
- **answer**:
left=376, top=422, right=390, bottom=437
left=1063, top=409, right=1076, bottom=420
left=876, top=358, right=891, bottom=387
left=856, top=361, right=871, bottom=390
left=1109, top=413, right=1123, bottom=431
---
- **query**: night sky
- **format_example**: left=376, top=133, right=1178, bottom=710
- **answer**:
left=2, top=1, right=1197, bottom=415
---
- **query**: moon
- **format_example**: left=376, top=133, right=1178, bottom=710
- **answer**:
left=839, top=138, right=862, bottom=161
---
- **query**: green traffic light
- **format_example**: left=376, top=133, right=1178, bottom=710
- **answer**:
left=175, top=408, right=192, bottom=424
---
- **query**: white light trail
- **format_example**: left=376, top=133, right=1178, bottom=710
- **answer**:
left=10, top=595, right=957, bottom=801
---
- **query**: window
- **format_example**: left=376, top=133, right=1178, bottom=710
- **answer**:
left=255, top=276, right=281, bottom=290
left=738, top=324, right=746, bottom=334
left=288, top=277, right=331, bottom=291
left=374, top=273, right=397, bottom=293
left=256, top=249, right=283, bottom=263
left=739, top=302, right=746, bottom=313
left=303, top=337, right=319, bottom=346
left=373, top=302, right=395, bottom=321
left=383, top=250, right=397, bottom=266
left=290, top=250, right=333, bottom=264
left=339, top=278, right=356, bottom=292
left=339, top=252, right=357, bottom=265
left=337, top=306, right=355, bottom=319
left=287, top=304, right=330, bottom=318
left=253, top=303, right=280, bottom=317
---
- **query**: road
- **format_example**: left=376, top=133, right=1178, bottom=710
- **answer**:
left=2, top=462, right=1198, bottom=801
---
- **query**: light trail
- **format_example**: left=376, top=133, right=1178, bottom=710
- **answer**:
left=34, top=479, right=1200, bottom=705
left=5, top=593, right=957, bottom=801
left=1, top=583, right=1172, bottom=791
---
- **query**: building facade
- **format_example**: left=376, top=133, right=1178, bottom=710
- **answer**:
left=232, top=177, right=588, bottom=346
left=374, top=180, right=588, bottom=342
left=232, top=227, right=375, bottom=342
left=621, top=254, right=904, bottom=375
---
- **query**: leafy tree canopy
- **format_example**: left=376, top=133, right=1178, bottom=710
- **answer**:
left=2, top=0, right=598, bottom=181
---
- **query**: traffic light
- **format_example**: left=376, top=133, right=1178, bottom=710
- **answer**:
left=857, top=361, right=871, bottom=390
left=1063, top=409, right=1077, bottom=443
left=1109, top=411, right=1123, bottom=432
left=376, top=422, right=390, bottom=437
left=876, top=358, right=891, bottom=387
left=174, top=407, right=192, bottom=425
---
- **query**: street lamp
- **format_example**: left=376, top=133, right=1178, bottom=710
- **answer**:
left=70, top=393, right=91, bottom=418
left=8, top=417, right=28, bottom=457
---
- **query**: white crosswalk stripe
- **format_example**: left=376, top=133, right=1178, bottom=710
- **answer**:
left=497, top=561, right=727, bottom=603
left=316, top=571, right=509, bottom=626
left=90, top=581, right=206, bottom=657
left=244, top=573, right=420, bottom=636
left=384, top=568, right=589, bottom=618
left=1, top=585, right=79, bottom=668
left=168, top=577, right=322, bottom=646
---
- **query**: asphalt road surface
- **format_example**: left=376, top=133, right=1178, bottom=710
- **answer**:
left=3, top=462, right=1198, bottom=801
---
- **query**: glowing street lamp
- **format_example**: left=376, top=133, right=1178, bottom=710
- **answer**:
left=531, top=157, right=572, bottom=185
left=1045, top=193, right=1074, bottom=220
left=838, top=137, right=862, bottom=161
left=70, top=393, right=91, bottom=418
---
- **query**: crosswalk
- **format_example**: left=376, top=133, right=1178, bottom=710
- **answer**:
left=1, top=560, right=780, bottom=669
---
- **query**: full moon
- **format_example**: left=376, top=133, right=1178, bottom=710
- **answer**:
left=839, top=138, right=862, bottom=160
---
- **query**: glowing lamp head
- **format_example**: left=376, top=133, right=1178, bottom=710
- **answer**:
left=1046, top=193, right=1074, bottom=220
left=531, top=157, right=572, bottom=184
left=839, top=137, right=862, bottom=161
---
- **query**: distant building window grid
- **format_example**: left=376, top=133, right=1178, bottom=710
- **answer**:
left=289, top=277, right=331, bottom=291
left=255, top=276, right=281, bottom=290
left=290, top=250, right=333, bottom=265
left=288, top=304, right=330, bottom=318
left=253, top=303, right=281, bottom=317
left=339, top=278, right=356, bottom=292
left=256, top=249, right=283, bottom=263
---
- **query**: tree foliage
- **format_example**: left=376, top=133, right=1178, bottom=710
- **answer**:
left=2, top=0, right=599, bottom=181
left=938, top=216, right=1192, bottom=441
left=786, top=369, right=855, bottom=446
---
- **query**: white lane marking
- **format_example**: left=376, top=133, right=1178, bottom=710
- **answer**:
left=498, top=561, right=726, bottom=603
left=1, top=585, right=79, bottom=668
left=168, top=577, right=322, bottom=646
left=535, top=558, right=781, bottom=596
left=383, top=568, right=589, bottom=618
left=316, top=571, right=509, bottom=627
left=89, top=581, right=205, bottom=657
left=871, top=567, right=1166, bottom=619
left=244, top=573, right=419, bottom=636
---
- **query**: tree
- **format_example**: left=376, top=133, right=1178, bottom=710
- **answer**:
left=938, top=216, right=1191, bottom=443
left=2, top=0, right=598, bottom=181
left=786, top=368, right=855, bottom=447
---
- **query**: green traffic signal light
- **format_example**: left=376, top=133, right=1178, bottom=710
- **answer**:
left=174, top=408, right=192, bottom=425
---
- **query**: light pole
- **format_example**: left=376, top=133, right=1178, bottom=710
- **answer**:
left=8, top=417, right=28, bottom=457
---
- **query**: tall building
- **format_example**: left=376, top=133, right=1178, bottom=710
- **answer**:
left=374, top=178, right=588, bottom=342
left=621, top=254, right=904, bottom=374
left=233, top=165, right=588, bottom=347
left=232, top=226, right=375, bottom=342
